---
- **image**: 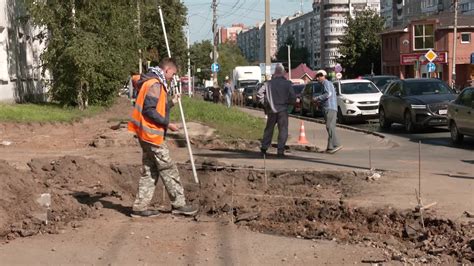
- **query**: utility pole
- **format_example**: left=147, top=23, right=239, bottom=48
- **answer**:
left=451, top=0, right=458, bottom=89
left=137, top=0, right=142, bottom=74
left=187, top=18, right=191, bottom=97
left=287, top=45, right=292, bottom=80
left=212, top=0, right=218, bottom=86
left=265, top=0, right=271, bottom=76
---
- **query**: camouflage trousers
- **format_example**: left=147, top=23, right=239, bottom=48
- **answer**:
left=133, top=140, right=186, bottom=211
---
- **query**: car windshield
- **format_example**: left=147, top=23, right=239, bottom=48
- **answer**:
left=405, top=81, right=453, bottom=96
left=341, top=82, right=380, bottom=94
left=244, top=86, right=256, bottom=93
left=292, top=85, right=305, bottom=94
left=373, top=77, right=397, bottom=88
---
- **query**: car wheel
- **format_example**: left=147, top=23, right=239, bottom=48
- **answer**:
left=337, top=107, right=346, bottom=124
left=450, top=121, right=464, bottom=144
left=379, top=108, right=392, bottom=130
left=404, top=111, right=415, bottom=133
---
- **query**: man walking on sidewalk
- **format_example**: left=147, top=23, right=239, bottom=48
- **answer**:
left=223, top=78, right=233, bottom=108
left=257, top=65, right=296, bottom=157
left=128, top=58, right=198, bottom=217
left=314, top=70, right=343, bottom=154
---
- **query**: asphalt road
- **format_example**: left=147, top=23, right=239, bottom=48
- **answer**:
left=348, top=119, right=474, bottom=150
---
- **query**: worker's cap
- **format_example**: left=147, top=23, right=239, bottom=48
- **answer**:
left=315, top=70, right=327, bottom=77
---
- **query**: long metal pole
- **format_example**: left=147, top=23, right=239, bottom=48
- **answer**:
left=288, top=45, right=292, bottom=80
left=265, top=0, right=271, bottom=75
left=451, top=0, right=458, bottom=89
left=187, top=17, right=191, bottom=97
left=212, top=0, right=218, bottom=85
left=158, top=6, right=199, bottom=184
left=137, top=0, right=142, bottom=74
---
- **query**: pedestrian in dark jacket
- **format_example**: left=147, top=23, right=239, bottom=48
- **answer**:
left=257, top=65, right=296, bottom=157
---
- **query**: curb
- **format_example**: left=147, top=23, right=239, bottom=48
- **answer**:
left=240, top=106, right=386, bottom=139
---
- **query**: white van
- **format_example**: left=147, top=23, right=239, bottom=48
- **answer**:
left=333, top=79, right=382, bottom=123
left=232, top=66, right=262, bottom=93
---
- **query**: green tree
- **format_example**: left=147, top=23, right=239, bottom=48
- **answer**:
left=190, top=41, right=248, bottom=86
left=337, top=10, right=384, bottom=77
left=141, top=0, right=187, bottom=71
left=25, top=0, right=187, bottom=108
left=275, top=37, right=310, bottom=70
left=217, top=42, right=248, bottom=84
left=189, top=40, right=213, bottom=85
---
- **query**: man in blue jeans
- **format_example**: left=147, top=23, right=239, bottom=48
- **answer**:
left=314, top=70, right=343, bottom=154
left=223, top=78, right=233, bottom=108
left=257, top=65, right=296, bottom=157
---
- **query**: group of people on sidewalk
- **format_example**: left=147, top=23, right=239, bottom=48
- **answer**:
left=258, top=65, right=343, bottom=157
left=126, top=59, right=341, bottom=218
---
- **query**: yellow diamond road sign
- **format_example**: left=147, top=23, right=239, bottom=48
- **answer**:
left=425, top=49, right=437, bottom=62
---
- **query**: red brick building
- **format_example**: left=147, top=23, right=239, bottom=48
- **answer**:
left=219, top=24, right=245, bottom=44
left=381, top=14, right=474, bottom=88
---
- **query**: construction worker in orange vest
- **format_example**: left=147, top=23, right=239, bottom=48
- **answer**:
left=128, top=58, right=198, bottom=217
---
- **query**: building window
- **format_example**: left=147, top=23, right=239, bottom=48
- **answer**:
left=413, top=24, right=434, bottom=50
left=461, top=33, right=471, bottom=43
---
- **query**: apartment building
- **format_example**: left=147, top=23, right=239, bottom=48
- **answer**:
left=236, top=19, right=278, bottom=63
left=385, top=0, right=474, bottom=29
left=381, top=13, right=474, bottom=87
left=218, top=24, right=246, bottom=44
left=319, top=0, right=381, bottom=70
left=277, top=11, right=318, bottom=68
left=0, top=0, right=48, bottom=103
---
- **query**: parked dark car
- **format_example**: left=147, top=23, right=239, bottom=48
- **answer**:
left=300, top=82, right=323, bottom=117
left=379, top=79, right=457, bottom=132
left=448, top=87, right=474, bottom=144
left=243, top=85, right=258, bottom=107
left=363, top=75, right=399, bottom=93
left=292, top=84, right=305, bottom=114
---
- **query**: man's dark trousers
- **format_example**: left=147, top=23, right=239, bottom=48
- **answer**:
left=261, top=111, right=288, bottom=154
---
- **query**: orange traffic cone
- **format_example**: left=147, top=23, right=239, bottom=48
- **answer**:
left=297, top=121, right=309, bottom=145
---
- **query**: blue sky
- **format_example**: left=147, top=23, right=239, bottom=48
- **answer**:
left=183, top=0, right=314, bottom=43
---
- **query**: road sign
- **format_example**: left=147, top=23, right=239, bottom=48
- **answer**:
left=335, top=72, right=342, bottom=79
left=196, top=68, right=201, bottom=73
left=427, top=62, right=436, bottom=73
left=211, top=63, right=220, bottom=73
left=335, top=64, right=342, bottom=73
left=210, top=52, right=219, bottom=60
left=424, top=49, right=437, bottom=62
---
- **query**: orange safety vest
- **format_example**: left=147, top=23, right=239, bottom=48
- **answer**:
left=128, top=78, right=167, bottom=146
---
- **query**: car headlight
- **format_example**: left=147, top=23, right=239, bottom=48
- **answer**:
left=411, top=104, right=427, bottom=109
left=343, top=98, right=354, bottom=104
left=247, top=96, right=252, bottom=99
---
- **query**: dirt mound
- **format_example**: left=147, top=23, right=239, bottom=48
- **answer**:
left=179, top=168, right=473, bottom=264
left=0, top=160, right=41, bottom=236
left=1, top=156, right=471, bottom=263
left=0, top=156, right=140, bottom=240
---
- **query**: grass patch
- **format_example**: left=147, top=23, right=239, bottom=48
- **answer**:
left=0, top=103, right=105, bottom=123
left=171, top=97, right=265, bottom=140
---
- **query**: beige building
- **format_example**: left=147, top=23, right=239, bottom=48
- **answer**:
left=318, top=0, right=381, bottom=70
left=0, top=0, right=49, bottom=103
left=237, top=19, right=278, bottom=64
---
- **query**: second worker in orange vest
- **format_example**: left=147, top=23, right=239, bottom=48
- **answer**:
left=128, top=58, right=198, bottom=217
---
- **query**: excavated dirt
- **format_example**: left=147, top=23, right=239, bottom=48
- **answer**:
left=0, top=156, right=471, bottom=264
